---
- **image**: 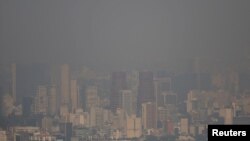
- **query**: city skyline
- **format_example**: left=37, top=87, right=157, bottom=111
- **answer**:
left=1, top=0, right=250, bottom=141
left=0, top=62, right=250, bottom=140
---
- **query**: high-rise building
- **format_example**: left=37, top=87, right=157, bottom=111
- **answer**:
left=60, top=122, right=72, bottom=141
left=238, top=73, right=250, bottom=93
left=137, top=71, right=154, bottom=115
left=154, top=77, right=172, bottom=107
left=186, top=90, right=199, bottom=113
left=126, top=115, right=142, bottom=138
left=60, top=64, right=70, bottom=106
left=70, top=79, right=79, bottom=112
left=34, top=85, right=48, bottom=114
left=22, top=97, right=33, bottom=117
left=16, top=63, right=50, bottom=104
left=111, top=72, right=127, bottom=112
left=11, top=63, right=16, bottom=103
left=90, top=107, right=104, bottom=127
left=180, top=118, right=189, bottom=135
left=85, top=86, right=99, bottom=111
left=141, top=102, right=157, bottom=129
left=48, top=85, right=57, bottom=116
left=127, top=70, right=139, bottom=92
left=157, top=107, right=168, bottom=126
left=120, top=90, right=135, bottom=116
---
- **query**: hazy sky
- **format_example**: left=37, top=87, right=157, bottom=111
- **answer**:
left=1, top=0, right=250, bottom=70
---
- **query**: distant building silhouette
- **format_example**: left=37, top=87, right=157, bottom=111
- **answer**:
left=16, top=63, right=50, bottom=104
left=110, top=71, right=127, bottom=112
left=120, top=90, right=135, bottom=116
left=85, top=86, right=99, bottom=111
left=239, top=73, right=250, bottom=93
left=70, top=79, right=80, bottom=112
left=60, top=64, right=70, bottom=108
left=22, top=97, right=33, bottom=117
left=137, top=71, right=154, bottom=115
left=48, top=85, right=57, bottom=116
left=11, top=63, right=16, bottom=103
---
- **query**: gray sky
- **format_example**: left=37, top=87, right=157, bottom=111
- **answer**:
left=1, top=0, right=250, bottom=70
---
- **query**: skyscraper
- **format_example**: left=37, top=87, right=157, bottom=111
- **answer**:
left=85, top=86, right=99, bottom=111
left=60, top=64, right=70, bottom=106
left=22, top=97, right=33, bottom=117
left=34, top=85, right=48, bottom=114
left=120, top=90, right=135, bottom=116
left=70, top=79, right=79, bottom=112
left=142, top=102, right=157, bottom=129
left=110, top=71, right=127, bottom=112
left=126, top=115, right=142, bottom=138
left=11, top=63, right=16, bottom=103
left=16, top=63, right=50, bottom=104
left=137, top=71, right=154, bottom=115
left=48, top=85, right=57, bottom=116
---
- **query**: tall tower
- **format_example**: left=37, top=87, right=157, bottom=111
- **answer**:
left=11, top=63, right=16, bottom=103
left=137, top=71, right=154, bottom=115
left=34, top=85, right=48, bottom=114
left=110, top=71, right=127, bottom=112
left=120, top=90, right=135, bottom=116
left=85, top=86, right=99, bottom=111
left=70, top=79, right=79, bottom=112
left=60, top=64, right=70, bottom=106
left=48, top=85, right=57, bottom=116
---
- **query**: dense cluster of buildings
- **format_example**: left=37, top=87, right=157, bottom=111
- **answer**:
left=1, top=63, right=250, bottom=141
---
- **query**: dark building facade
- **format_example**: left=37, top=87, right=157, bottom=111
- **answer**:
left=110, top=71, right=127, bottom=112
left=137, top=71, right=154, bottom=115
left=16, top=63, right=50, bottom=104
left=22, top=97, right=33, bottom=117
